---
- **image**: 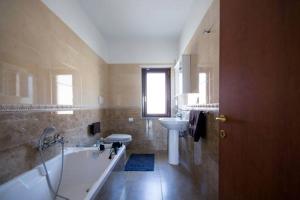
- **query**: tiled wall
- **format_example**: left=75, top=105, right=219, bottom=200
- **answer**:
left=0, top=0, right=219, bottom=194
left=107, top=64, right=142, bottom=108
left=179, top=110, right=219, bottom=199
left=0, top=109, right=105, bottom=184
left=0, top=0, right=108, bottom=106
left=105, top=64, right=172, bottom=151
left=103, top=107, right=168, bottom=151
left=178, top=0, right=220, bottom=199
left=184, top=0, right=219, bottom=103
left=0, top=0, right=108, bottom=183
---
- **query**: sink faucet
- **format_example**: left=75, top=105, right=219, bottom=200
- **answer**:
left=39, top=126, right=65, bottom=151
left=175, top=112, right=182, bottom=119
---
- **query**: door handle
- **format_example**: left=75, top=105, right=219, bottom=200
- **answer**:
left=216, top=115, right=227, bottom=123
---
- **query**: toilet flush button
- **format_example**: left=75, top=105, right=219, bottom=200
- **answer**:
left=128, top=117, right=134, bottom=122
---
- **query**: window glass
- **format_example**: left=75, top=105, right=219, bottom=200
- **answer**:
left=142, top=68, right=170, bottom=117
left=56, top=75, right=73, bottom=105
left=56, top=74, right=73, bottom=115
left=198, top=73, right=207, bottom=104
left=146, top=73, right=166, bottom=114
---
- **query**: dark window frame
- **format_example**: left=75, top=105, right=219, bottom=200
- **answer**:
left=142, top=68, right=171, bottom=118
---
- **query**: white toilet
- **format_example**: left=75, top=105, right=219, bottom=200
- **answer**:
left=104, top=134, right=132, bottom=146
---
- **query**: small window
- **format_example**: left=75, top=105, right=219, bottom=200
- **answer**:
left=198, top=72, right=208, bottom=104
left=56, top=74, right=73, bottom=105
left=56, top=74, right=73, bottom=115
left=178, top=71, right=183, bottom=95
left=142, top=68, right=171, bottom=117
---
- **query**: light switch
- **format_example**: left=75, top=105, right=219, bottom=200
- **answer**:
left=98, top=96, right=104, bottom=105
left=128, top=117, right=134, bottom=122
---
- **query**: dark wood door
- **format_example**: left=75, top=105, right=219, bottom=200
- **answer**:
left=220, top=0, right=300, bottom=199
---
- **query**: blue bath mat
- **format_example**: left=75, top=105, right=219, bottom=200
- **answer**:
left=124, top=154, right=155, bottom=171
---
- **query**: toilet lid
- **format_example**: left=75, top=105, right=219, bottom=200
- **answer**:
left=104, top=134, right=132, bottom=142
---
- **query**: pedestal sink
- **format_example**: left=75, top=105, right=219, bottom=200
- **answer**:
left=158, top=117, right=189, bottom=165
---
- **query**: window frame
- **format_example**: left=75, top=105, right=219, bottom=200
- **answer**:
left=142, top=68, right=171, bottom=118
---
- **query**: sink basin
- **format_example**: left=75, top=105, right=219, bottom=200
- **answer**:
left=158, top=117, right=189, bottom=131
left=158, top=117, right=189, bottom=165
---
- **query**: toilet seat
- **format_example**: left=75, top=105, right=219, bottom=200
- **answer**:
left=104, top=134, right=132, bottom=143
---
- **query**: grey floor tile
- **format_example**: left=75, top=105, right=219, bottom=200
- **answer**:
left=96, top=151, right=214, bottom=200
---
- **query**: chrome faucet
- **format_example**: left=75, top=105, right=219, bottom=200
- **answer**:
left=39, top=126, right=64, bottom=151
left=176, top=112, right=183, bottom=119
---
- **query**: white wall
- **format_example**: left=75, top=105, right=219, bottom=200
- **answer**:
left=107, top=38, right=178, bottom=64
left=42, top=0, right=178, bottom=64
left=42, top=0, right=211, bottom=64
left=42, top=0, right=109, bottom=62
left=179, top=0, right=213, bottom=56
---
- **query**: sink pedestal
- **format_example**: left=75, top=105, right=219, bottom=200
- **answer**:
left=158, top=117, right=188, bottom=166
left=168, top=130, right=179, bottom=165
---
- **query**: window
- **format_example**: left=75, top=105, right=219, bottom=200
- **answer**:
left=178, top=71, right=183, bottom=95
left=198, top=72, right=208, bottom=104
left=142, top=68, right=171, bottom=117
left=56, top=74, right=73, bottom=105
left=56, top=74, right=73, bottom=114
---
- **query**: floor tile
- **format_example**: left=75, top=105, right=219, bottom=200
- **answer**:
left=96, top=151, right=215, bottom=200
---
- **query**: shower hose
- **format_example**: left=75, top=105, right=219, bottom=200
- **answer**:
left=39, top=141, right=69, bottom=200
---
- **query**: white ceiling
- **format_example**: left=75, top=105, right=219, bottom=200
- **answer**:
left=42, top=0, right=212, bottom=63
left=78, top=0, right=195, bottom=41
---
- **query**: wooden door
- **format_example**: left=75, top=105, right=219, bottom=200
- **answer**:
left=219, top=0, right=300, bottom=199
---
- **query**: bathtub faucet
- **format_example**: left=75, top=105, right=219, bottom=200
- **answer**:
left=38, top=127, right=69, bottom=200
left=39, top=126, right=65, bottom=151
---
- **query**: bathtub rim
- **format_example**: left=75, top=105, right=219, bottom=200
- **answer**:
left=0, top=145, right=126, bottom=200
left=85, top=145, right=125, bottom=200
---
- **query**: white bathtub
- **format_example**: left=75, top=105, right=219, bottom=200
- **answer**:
left=0, top=145, right=125, bottom=200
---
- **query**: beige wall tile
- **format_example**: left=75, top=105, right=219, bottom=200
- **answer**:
left=0, top=109, right=105, bottom=184
left=184, top=0, right=220, bottom=103
left=0, top=0, right=108, bottom=184
left=103, top=107, right=168, bottom=152
left=0, top=0, right=108, bottom=106
left=108, top=64, right=142, bottom=108
left=180, top=0, right=220, bottom=198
